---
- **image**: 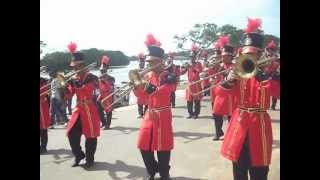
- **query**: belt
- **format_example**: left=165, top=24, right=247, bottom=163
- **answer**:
left=148, top=106, right=171, bottom=113
left=239, top=107, right=266, bottom=113
left=77, top=99, right=93, bottom=105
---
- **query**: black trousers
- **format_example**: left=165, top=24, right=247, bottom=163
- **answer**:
left=97, top=101, right=107, bottom=126
left=140, top=150, right=171, bottom=179
left=271, top=97, right=277, bottom=109
left=138, top=104, right=148, bottom=116
left=187, top=100, right=200, bottom=116
left=106, top=112, right=112, bottom=128
left=213, top=114, right=231, bottom=136
left=233, top=135, right=269, bottom=180
left=68, top=118, right=97, bottom=163
left=40, top=129, right=48, bottom=150
left=170, top=92, right=176, bottom=107
left=203, top=85, right=210, bottom=96
left=66, top=99, right=72, bottom=115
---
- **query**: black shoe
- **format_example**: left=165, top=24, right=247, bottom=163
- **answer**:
left=137, top=115, right=143, bottom=118
left=84, top=161, right=94, bottom=168
left=147, top=175, right=155, bottom=180
left=271, top=106, right=276, bottom=110
left=72, top=153, right=85, bottom=167
left=194, top=115, right=198, bottom=119
left=40, top=147, right=47, bottom=154
left=186, top=115, right=193, bottom=119
left=212, top=135, right=220, bottom=141
left=104, top=126, right=110, bottom=130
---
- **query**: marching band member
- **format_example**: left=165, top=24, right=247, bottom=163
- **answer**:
left=133, top=53, right=148, bottom=118
left=264, top=40, right=280, bottom=110
left=98, top=55, right=115, bottom=129
left=211, top=36, right=236, bottom=141
left=201, top=50, right=211, bottom=96
left=180, top=43, right=203, bottom=119
left=40, top=76, right=51, bottom=154
left=166, top=52, right=180, bottom=108
left=136, top=34, right=176, bottom=180
left=65, top=42, right=101, bottom=168
left=220, top=18, right=273, bottom=180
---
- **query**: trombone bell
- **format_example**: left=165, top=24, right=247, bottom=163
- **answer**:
left=128, top=69, right=145, bottom=86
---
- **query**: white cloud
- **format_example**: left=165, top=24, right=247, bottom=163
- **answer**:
left=41, top=0, right=279, bottom=56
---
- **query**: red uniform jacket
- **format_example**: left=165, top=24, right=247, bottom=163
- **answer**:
left=133, top=88, right=147, bottom=105
left=212, top=63, right=235, bottom=116
left=66, top=72, right=101, bottom=138
left=268, top=61, right=280, bottom=99
left=201, top=63, right=210, bottom=88
left=98, top=75, right=114, bottom=112
left=40, top=81, right=51, bottom=129
left=180, top=62, right=203, bottom=101
left=172, top=64, right=181, bottom=91
left=221, top=76, right=273, bottom=166
left=137, top=71, right=176, bottom=151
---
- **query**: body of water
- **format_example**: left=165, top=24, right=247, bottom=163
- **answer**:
left=91, top=59, right=189, bottom=87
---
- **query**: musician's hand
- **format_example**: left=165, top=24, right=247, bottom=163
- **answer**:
left=144, top=82, right=157, bottom=94
left=226, top=70, right=240, bottom=82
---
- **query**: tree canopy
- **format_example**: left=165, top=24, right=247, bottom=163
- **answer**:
left=40, top=48, right=130, bottom=73
left=174, top=23, right=280, bottom=51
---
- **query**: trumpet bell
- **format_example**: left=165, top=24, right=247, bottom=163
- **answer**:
left=235, top=54, right=258, bottom=79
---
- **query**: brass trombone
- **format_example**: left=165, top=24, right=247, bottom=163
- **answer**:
left=40, top=62, right=97, bottom=96
left=191, top=55, right=276, bottom=96
left=101, top=60, right=173, bottom=110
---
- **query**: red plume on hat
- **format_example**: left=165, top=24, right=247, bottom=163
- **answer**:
left=191, top=43, right=199, bottom=52
left=101, top=55, right=110, bottom=65
left=245, top=18, right=262, bottom=33
left=218, top=36, right=229, bottom=47
left=267, top=40, right=277, bottom=49
left=144, top=34, right=158, bottom=47
left=213, top=42, right=221, bottom=49
left=155, top=41, right=162, bottom=47
left=202, top=50, right=208, bottom=57
left=67, top=42, right=77, bottom=53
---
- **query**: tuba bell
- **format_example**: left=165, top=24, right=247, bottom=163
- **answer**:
left=234, top=54, right=258, bottom=79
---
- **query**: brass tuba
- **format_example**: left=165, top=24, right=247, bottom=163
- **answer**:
left=234, top=54, right=258, bottom=79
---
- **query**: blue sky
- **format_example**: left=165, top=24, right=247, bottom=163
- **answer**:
left=40, top=0, right=280, bottom=56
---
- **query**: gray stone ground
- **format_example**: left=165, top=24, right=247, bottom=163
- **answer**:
left=40, top=90, right=280, bottom=180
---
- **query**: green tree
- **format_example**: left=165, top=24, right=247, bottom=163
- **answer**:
left=40, top=40, right=46, bottom=55
left=40, top=48, right=130, bottom=73
left=174, top=22, right=280, bottom=52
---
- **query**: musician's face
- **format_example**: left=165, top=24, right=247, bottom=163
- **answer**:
left=148, top=59, right=163, bottom=74
left=222, top=55, right=232, bottom=63
left=72, top=63, right=84, bottom=71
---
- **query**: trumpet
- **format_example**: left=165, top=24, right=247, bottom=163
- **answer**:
left=191, top=55, right=276, bottom=96
left=101, top=60, right=173, bottom=110
left=40, top=62, right=97, bottom=97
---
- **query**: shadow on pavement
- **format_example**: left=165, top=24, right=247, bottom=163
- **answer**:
left=172, top=115, right=185, bottom=118
left=170, top=177, right=208, bottom=180
left=174, top=105, right=187, bottom=109
left=271, top=119, right=280, bottom=123
left=196, top=115, right=213, bottom=119
left=46, top=148, right=73, bottom=164
left=272, top=139, right=280, bottom=149
left=82, top=160, right=146, bottom=179
left=174, top=131, right=212, bottom=143
left=109, top=126, right=140, bottom=134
